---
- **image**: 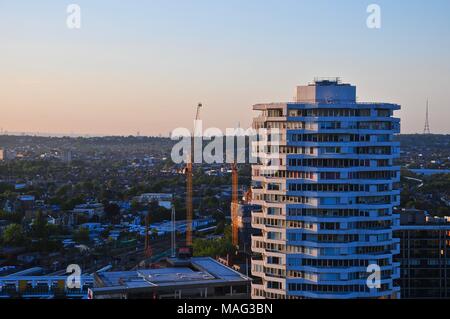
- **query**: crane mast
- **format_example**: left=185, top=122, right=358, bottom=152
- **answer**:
left=144, top=210, right=152, bottom=259
left=186, top=103, right=202, bottom=247
left=231, top=162, right=239, bottom=247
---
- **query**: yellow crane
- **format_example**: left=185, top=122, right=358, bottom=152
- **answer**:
left=231, top=161, right=239, bottom=247
left=186, top=103, right=202, bottom=247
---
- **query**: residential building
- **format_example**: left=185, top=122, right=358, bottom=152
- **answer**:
left=395, top=209, right=450, bottom=299
left=251, top=78, right=401, bottom=299
left=72, top=203, right=104, bottom=219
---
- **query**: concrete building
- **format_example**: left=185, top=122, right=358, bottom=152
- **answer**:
left=251, top=78, right=401, bottom=299
left=0, top=148, right=14, bottom=161
left=135, top=193, right=173, bottom=209
left=395, top=209, right=450, bottom=299
left=72, top=203, right=104, bottom=220
left=0, top=273, right=93, bottom=299
left=89, top=257, right=252, bottom=299
left=62, top=150, right=72, bottom=164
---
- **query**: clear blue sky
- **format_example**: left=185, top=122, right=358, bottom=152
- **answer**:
left=1, top=0, right=449, bottom=135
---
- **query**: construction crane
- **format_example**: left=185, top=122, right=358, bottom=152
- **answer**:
left=231, top=161, right=239, bottom=247
left=144, top=210, right=152, bottom=259
left=186, top=103, right=202, bottom=247
left=171, top=201, right=176, bottom=258
left=244, top=187, right=252, bottom=204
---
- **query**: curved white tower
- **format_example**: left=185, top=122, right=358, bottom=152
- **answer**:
left=251, top=79, right=401, bottom=299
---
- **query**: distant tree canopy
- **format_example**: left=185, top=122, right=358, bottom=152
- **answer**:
left=1, top=224, right=26, bottom=247
left=73, top=227, right=90, bottom=243
left=31, top=211, right=48, bottom=239
left=0, top=210, right=23, bottom=223
left=104, top=202, right=121, bottom=224
left=401, top=172, right=450, bottom=216
left=193, top=226, right=235, bottom=258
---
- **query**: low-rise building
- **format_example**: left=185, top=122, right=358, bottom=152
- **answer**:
left=72, top=203, right=104, bottom=219
left=134, top=193, right=173, bottom=209
left=89, top=257, right=252, bottom=299
left=0, top=273, right=93, bottom=299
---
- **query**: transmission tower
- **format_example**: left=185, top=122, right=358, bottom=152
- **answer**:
left=423, top=99, right=431, bottom=134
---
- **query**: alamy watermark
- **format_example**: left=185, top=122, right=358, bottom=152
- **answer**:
left=66, top=264, right=82, bottom=289
left=66, top=4, right=81, bottom=29
left=367, top=264, right=382, bottom=289
left=367, top=4, right=381, bottom=29
left=170, top=121, right=282, bottom=166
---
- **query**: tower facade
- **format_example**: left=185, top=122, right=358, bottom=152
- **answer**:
left=251, top=79, right=401, bottom=299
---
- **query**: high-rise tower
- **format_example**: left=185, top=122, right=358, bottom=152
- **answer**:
left=251, top=78, right=401, bottom=299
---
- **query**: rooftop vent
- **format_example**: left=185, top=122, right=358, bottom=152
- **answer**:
left=313, top=77, right=342, bottom=86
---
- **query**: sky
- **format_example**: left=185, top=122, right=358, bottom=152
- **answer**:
left=1, top=0, right=449, bottom=136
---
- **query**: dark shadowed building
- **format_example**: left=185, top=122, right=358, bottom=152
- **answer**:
left=395, top=209, right=450, bottom=299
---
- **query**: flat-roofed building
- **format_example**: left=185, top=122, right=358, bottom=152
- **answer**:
left=395, top=209, right=450, bottom=299
left=89, top=257, right=252, bottom=299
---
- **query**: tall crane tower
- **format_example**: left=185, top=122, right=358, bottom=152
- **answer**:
left=231, top=162, right=239, bottom=247
left=423, top=99, right=431, bottom=135
left=144, top=210, right=152, bottom=259
left=186, top=103, right=202, bottom=247
left=171, top=201, right=176, bottom=257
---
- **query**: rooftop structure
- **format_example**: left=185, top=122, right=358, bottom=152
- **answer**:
left=90, top=257, right=251, bottom=299
left=134, top=193, right=173, bottom=209
left=295, top=78, right=356, bottom=103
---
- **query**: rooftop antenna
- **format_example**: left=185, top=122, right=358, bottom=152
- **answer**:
left=423, top=99, right=431, bottom=134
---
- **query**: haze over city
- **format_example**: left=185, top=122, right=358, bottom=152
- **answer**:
left=1, top=0, right=450, bottom=136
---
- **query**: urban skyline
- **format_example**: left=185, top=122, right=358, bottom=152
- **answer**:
left=1, top=0, right=450, bottom=306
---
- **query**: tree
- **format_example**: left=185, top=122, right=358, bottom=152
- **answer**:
left=0, top=210, right=23, bottom=224
left=32, top=211, right=48, bottom=239
left=130, top=199, right=142, bottom=213
left=104, top=203, right=121, bottom=224
left=2, top=224, right=26, bottom=247
left=193, top=226, right=235, bottom=258
left=73, top=227, right=90, bottom=243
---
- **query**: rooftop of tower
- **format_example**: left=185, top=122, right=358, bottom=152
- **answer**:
left=310, top=77, right=352, bottom=87
left=296, top=77, right=356, bottom=103
left=253, top=79, right=401, bottom=110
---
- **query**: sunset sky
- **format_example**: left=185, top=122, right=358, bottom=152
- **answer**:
left=1, top=0, right=449, bottom=136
